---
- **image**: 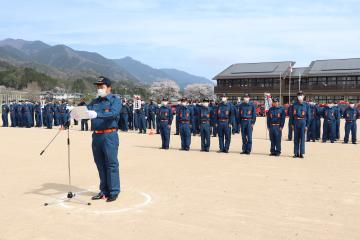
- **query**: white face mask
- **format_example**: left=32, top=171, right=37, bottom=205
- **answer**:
left=162, top=101, right=168, bottom=106
left=181, top=102, right=187, bottom=106
left=203, top=102, right=209, bottom=107
left=97, top=88, right=107, bottom=97
left=297, top=96, right=304, bottom=102
left=244, top=97, right=250, bottom=103
left=221, top=97, right=227, bottom=102
left=328, top=104, right=333, bottom=108
left=350, top=104, right=355, bottom=108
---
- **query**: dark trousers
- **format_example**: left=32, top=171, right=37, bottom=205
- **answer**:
left=316, top=118, right=321, bottom=139
left=307, top=119, right=317, bottom=141
left=139, top=115, right=146, bottom=133
left=35, top=112, right=42, bottom=127
left=175, top=118, right=180, bottom=135
left=294, top=120, right=306, bottom=155
left=200, top=123, right=211, bottom=151
left=148, top=113, right=156, bottom=129
left=344, top=122, right=357, bottom=143
left=335, top=119, right=340, bottom=140
left=217, top=121, right=231, bottom=152
left=46, top=115, right=53, bottom=129
left=10, top=113, right=16, bottom=127
left=323, top=120, right=336, bottom=143
left=241, top=120, right=253, bottom=153
left=92, top=132, right=120, bottom=196
left=81, top=119, right=89, bottom=131
left=120, top=114, right=128, bottom=131
left=159, top=122, right=171, bottom=149
left=179, top=123, right=191, bottom=150
left=269, top=125, right=282, bottom=154
left=2, top=113, right=8, bottom=127
left=288, top=119, right=293, bottom=140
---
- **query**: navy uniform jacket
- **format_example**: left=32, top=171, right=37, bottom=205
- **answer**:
left=344, top=107, right=359, bottom=121
left=2, top=104, right=9, bottom=114
left=147, top=103, right=156, bottom=115
left=323, top=107, right=337, bottom=121
left=158, top=106, right=173, bottom=125
left=215, top=102, right=235, bottom=123
left=209, top=104, right=217, bottom=124
left=120, top=104, right=131, bottom=115
left=178, top=105, right=193, bottom=123
left=238, top=102, right=257, bottom=124
left=266, top=106, right=286, bottom=129
left=87, top=94, right=121, bottom=131
left=34, top=103, right=42, bottom=113
left=199, top=105, right=211, bottom=123
left=289, top=101, right=310, bottom=127
left=137, top=104, right=148, bottom=116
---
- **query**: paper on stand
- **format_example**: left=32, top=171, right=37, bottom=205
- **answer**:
left=70, top=106, right=89, bottom=120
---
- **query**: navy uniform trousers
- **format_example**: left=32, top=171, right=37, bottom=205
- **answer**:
left=180, top=122, right=191, bottom=150
left=294, top=120, right=306, bottom=155
left=269, top=125, right=282, bottom=154
left=159, top=121, right=171, bottom=149
left=241, top=120, right=253, bottom=153
left=92, top=131, right=120, bottom=196
left=200, top=122, right=211, bottom=151
left=217, top=121, right=231, bottom=152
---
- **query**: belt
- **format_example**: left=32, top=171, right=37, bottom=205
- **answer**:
left=201, top=120, right=210, bottom=124
left=271, top=123, right=280, bottom=126
left=241, top=118, right=252, bottom=121
left=160, top=119, right=169, bottom=122
left=94, top=128, right=117, bottom=134
left=218, top=119, right=228, bottom=122
left=180, top=120, right=190, bottom=123
left=346, top=120, right=356, bottom=122
left=294, top=117, right=304, bottom=120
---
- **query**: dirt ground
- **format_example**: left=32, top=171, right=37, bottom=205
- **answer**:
left=0, top=117, right=359, bottom=240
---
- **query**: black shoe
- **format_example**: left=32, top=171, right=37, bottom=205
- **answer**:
left=185, top=148, right=190, bottom=151
left=311, top=140, right=315, bottom=142
left=205, top=149, right=209, bottom=152
left=106, top=195, right=118, bottom=202
left=217, top=150, right=224, bottom=153
left=299, top=154, right=304, bottom=158
left=352, top=142, right=357, bottom=145
left=343, top=142, right=348, bottom=144
left=270, top=153, right=275, bottom=156
left=91, top=192, right=106, bottom=200
left=240, top=151, right=247, bottom=154
left=275, top=153, right=281, bottom=156
left=245, top=152, right=250, bottom=155
left=224, top=150, right=229, bottom=153
left=293, top=154, right=299, bottom=158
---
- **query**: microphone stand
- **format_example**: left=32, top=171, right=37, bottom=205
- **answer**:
left=40, top=121, right=91, bottom=207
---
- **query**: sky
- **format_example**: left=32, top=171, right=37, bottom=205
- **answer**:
left=1, top=0, right=360, bottom=79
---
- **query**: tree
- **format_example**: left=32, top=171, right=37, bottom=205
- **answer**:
left=149, top=80, right=181, bottom=100
left=184, top=84, right=215, bottom=100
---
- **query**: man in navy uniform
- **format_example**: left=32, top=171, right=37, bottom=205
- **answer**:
left=147, top=99, right=157, bottom=130
left=287, top=103, right=293, bottom=141
left=177, top=98, right=193, bottom=151
left=289, top=91, right=310, bottom=158
left=34, top=101, right=43, bottom=127
left=343, top=102, right=359, bottom=144
left=199, top=98, right=211, bottom=152
left=238, top=94, right=257, bottom=155
left=128, top=100, right=134, bottom=130
left=266, top=97, right=285, bottom=156
left=86, top=76, right=121, bottom=202
left=158, top=98, right=173, bottom=149
left=322, top=103, right=337, bottom=143
left=119, top=99, right=130, bottom=132
left=334, top=101, right=341, bottom=141
left=138, top=100, right=148, bottom=134
left=175, top=99, right=181, bottom=135
left=307, top=99, right=317, bottom=142
left=44, top=101, right=54, bottom=129
left=1, top=102, right=9, bottom=127
left=9, top=101, right=17, bottom=127
left=216, top=94, right=234, bottom=153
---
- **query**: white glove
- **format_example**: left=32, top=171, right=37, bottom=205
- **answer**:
left=87, top=110, right=97, bottom=119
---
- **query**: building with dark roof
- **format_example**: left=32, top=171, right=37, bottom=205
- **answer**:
left=214, top=58, right=360, bottom=104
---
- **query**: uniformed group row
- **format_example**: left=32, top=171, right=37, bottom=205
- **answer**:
left=1, top=100, right=70, bottom=129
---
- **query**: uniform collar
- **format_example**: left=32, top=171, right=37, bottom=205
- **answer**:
left=98, top=93, right=113, bottom=101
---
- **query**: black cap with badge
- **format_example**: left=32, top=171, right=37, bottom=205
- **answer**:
left=94, top=76, right=112, bottom=87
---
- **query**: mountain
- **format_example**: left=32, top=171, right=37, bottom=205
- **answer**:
left=114, top=57, right=213, bottom=88
left=113, top=57, right=171, bottom=84
left=0, top=38, right=212, bottom=88
left=160, top=68, right=213, bottom=88
left=0, top=38, right=137, bottom=81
